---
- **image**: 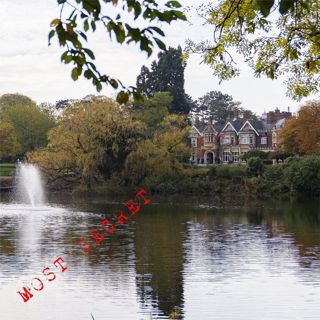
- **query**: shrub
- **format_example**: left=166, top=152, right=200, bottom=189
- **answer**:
left=247, top=157, right=264, bottom=177
left=264, top=165, right=284, bottom=180
left=216, top=165, right=232, bottom=179
left=208, top=165, right=217, bottom=177
left=241, top=150, right=269, bottom=161
left=262, top=159, right=273, bottom=165
left=284, top=156, right=320, bottom=195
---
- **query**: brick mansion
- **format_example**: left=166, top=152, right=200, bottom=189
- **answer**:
left=190, top=108, right=292, bottom=164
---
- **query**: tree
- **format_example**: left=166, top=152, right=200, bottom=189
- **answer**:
left=0, top=93, right=33, bottom=111
left=49, top=0, right=186, bottom=103
left=186, top=0, right=320, bottom=100
left=124, top=114, right=190, bottom=185
left=193, top=90, right=257, bottom=123
left=0, top=122, right=21, bottom=159
left=130, top=92, right=171, bottom=137
left=280, top=101, right=320, bottom=155
left=137, top=46, right=194, bottom=114
left=30, top=98, right=144, bottom=187
left=1, top=101, right=56, bottom=154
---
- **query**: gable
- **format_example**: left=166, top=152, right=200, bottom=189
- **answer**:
left=221, top=121, right=237, bottom=133
left=190, top=125, right=201, bottom=137
left=239, top=120, right=259, bottom=136
left=203, top=124, right=217, bottom=134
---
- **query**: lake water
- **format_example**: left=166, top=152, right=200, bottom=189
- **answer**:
left=0, top=192, right=320, bottom=320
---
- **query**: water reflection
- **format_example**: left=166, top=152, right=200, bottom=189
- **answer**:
left=0, top=194, right=319, bottom=319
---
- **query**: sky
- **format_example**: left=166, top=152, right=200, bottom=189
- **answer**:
left=0, top=0, right=316, bottom=115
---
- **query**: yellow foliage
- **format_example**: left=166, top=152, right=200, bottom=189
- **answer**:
left=29, top=98, right=144, bottom=186
left=280, top=101, right=320, bottom=155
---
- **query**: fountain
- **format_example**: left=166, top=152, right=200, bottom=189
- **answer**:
left=15, top=163, right=45, bottom=206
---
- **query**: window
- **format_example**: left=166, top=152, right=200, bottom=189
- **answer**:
left=206, top=134, right=213, bottom=143
left=249, top=136, right=253, bottom=145
left=231, top=136, right=235, bottom=145
left=191, top=137, right=197, bottom=147
left=261, top=137, right=267, bottom=145
left=223, top=136, right=230, bottom=145
left=240, top=135, right=249, bottom=144
left=223, top=151, right=231, bottom=162
left=232, top=152, right=239, bottom=162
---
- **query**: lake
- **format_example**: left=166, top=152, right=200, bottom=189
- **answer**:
left=0, top=192, right=320, bottom=320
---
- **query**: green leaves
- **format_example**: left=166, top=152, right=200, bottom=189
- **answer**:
left=50, top=0, right=186, bottom=103
left=255, top=0, right=275, bottom=17
left=255, top=0, right=297, bottom=16
left=279, top=0, right=294, bottom=14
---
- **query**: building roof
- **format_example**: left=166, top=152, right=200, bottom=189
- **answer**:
left=193, top=116, right=286, bottom=136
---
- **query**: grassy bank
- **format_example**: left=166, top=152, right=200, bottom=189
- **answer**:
left=0, top=163, right=16, bottom=177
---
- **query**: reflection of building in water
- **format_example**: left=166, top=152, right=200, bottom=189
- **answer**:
left=133, top=205, right=186, bottom=318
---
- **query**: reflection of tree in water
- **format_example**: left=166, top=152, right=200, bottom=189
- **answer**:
left=266, top=198, right=320, bottom=271
left=134, top=204, right=186, bottom=318
left=0, top=217, right=18, bottom=255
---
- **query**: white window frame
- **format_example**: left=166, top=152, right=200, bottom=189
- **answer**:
left=191, top=137, right=197, bottom=147
left=232, top=152, right=239, bottom=162
left=223, top=151, right=231, bottom=162
left=261, top=137, right=267, bottom=145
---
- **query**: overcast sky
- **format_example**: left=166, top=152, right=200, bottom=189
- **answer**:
left=0, top=0, right=316, bottom=115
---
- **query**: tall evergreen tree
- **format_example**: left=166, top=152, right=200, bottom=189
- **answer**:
left=137, top=46, right=193, bottom=115
left=194, top=91, right=257, bottom=123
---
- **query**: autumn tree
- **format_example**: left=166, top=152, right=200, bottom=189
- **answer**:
left=30, top=97, right=144, bottom=187
left=280, top=101, right=320, bottom=155
left=124, top=114, right=190, bottom=185
left=186, top=0, right=320, bottom=100
left=0, top=122, right=21, bottom=159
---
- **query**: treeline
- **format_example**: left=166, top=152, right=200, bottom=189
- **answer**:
left=0, top=94, right=56, bottom=160
left=0, top=46, right=319, bottom=198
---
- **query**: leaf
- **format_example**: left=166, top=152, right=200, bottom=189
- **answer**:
left=279, top=0, right=294, bottom=14
left=116, top=91, right=129, bottom=104
left=96, top=82, right=103, bottom=92
left=83, top=48, right=95, bottom=60
left=48, top=30, right=55, bottom=45
left=154, top=37, right=166, bottom=50
left=84, top=19, right=89, bottom=32
left=109, top=79, right=119, bottom=89
left=91, top=20, right=96, bottom=31
left=71, top=68, right=79, bottom=81
left=84, top=69, right=94, bottom=79
left=149, top=26, right=165, bottom=36
left=256, top=0, right=275, bottom=17
left=165, top=1, right=182, bottom=8
left=50, top=18, right=61, bottom=27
